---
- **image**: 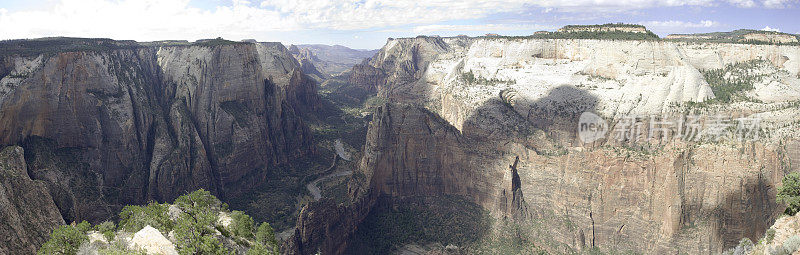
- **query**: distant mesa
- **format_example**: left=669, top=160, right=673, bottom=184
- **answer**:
left=530, top=23, right=659, bottom=40
left=464, top=23, right=799, bottom=46
left=557, top=23, right=648, bottom=33
left=666, top=29, right=800, bottom=44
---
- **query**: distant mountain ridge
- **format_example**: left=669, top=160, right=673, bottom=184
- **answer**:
left=288, top=44, right=378, bottom=76
left=666, top=29, right=800, bottom=44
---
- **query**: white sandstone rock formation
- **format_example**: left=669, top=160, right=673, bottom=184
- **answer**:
left=370, top=37, right=800, bottom=143
left=128, top=225, right=178, bottom=255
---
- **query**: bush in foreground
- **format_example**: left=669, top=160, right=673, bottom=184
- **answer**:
left=38, top=189, right=279, bottom=255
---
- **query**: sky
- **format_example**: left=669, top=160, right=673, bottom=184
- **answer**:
left=0, top=0, right=798, bottom=49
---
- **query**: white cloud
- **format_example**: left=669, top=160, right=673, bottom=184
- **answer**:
left=640, top=20, right=720, bottom=29
left=258, top=0, right=506, bottom=30
left=762, top=26, right=781, bottom=32
left=0, top=0, right=296, bottom=41
left=532, top=0, right=715, bottom=11
left=762, top=0, right=797, bottom=8
left=251, top=0, right=724, bottom=29
left=0, top=0, right=787, bottom=41
left=727, top=0, right=757, bottom=7
left=412, top=24, right=554, bottom=34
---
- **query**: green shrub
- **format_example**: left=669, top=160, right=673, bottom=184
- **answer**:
left=173, top=210, right=228, bottom=255
left=246, top=243, right=271, bottom=255
left=38, top=221, right=91, bottom=255
left=460, top=71, right=514, bottom=85
left=174, top=189, right=225, bottom=215
left=38, top=189, right=273, bottom=255
left=96, top=246, right=146, bottom=255
left=253, top=222, right=279, bottom=254
left=778, top=172, right=800, bottom=215
left=173, top=190, right=228, bottom=255
left=767, top=228, right=777, bottom=243
left=118, top=202, right=173, bottom=233
left=94, top=221, right=117, bottom=242
left=229, top=211, right=255, bottom=239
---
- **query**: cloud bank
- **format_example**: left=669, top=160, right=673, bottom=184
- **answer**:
left=0, top=0, right=795, bottom=45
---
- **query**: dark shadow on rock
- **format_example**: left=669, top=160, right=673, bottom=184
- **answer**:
left=674, top=152, right=783, bottom=254
left=344, top=195, right=492, bottom=254
left=291, top=85, right=601, bottom=254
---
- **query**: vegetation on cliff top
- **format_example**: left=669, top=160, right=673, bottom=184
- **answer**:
left=0, top=37, right=142, bottom=58
left=38, top=189, right=279, bottom=255
left=560, top=23, right=646, bottom=29
left=192, top=37, right=248, bottom=47
left=0, top=37, right=249, bottom=58
left=779, top=172, right=800, bottom=216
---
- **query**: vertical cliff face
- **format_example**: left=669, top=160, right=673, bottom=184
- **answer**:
left=0, top=39, right=319, bottom=253
left=347, top=105, right=790, bottom=254
left=156, top=43, right=316, bottom=200
left=289, top=37, right=800, bottom=254
left=0, top=48, right=165, bottom=221
left=0, top=146, right=64, bottom=254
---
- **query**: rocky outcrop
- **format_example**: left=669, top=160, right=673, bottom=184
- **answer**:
left=0, top=39, right=319, bottom=254
left=0, top=146, right=64, bottom=254
left=741, top=32, right=799, bottom=44
left=289, top=37, right=800, bottom=254
left=346, top=63, right=387, bottom=94
left=129, top=225, right=179, bottom=255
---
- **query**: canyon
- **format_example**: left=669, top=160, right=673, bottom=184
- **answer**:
left=288, top=37, right=800, bottom=254
left=0, top=38, right=320, bottom=254
left=2, top=30, right=800, bottom=254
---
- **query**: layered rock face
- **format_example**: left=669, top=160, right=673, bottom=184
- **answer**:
left=0, top=146, right=64, bottom=254
left=0, top=40, right=318, bottom=253
left=741, top=33, right=799, bottom=44
left=290, top=37, right=800, bottom=254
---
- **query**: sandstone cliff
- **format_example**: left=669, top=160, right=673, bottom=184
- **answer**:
left=289, top=37, right=800, bottom=254
left=0, top=38, right=319, bottom=253
left=0, top=146, right=64, bottom=254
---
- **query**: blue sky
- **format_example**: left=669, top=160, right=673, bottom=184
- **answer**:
left=0, top=0, right=798, bottom=49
